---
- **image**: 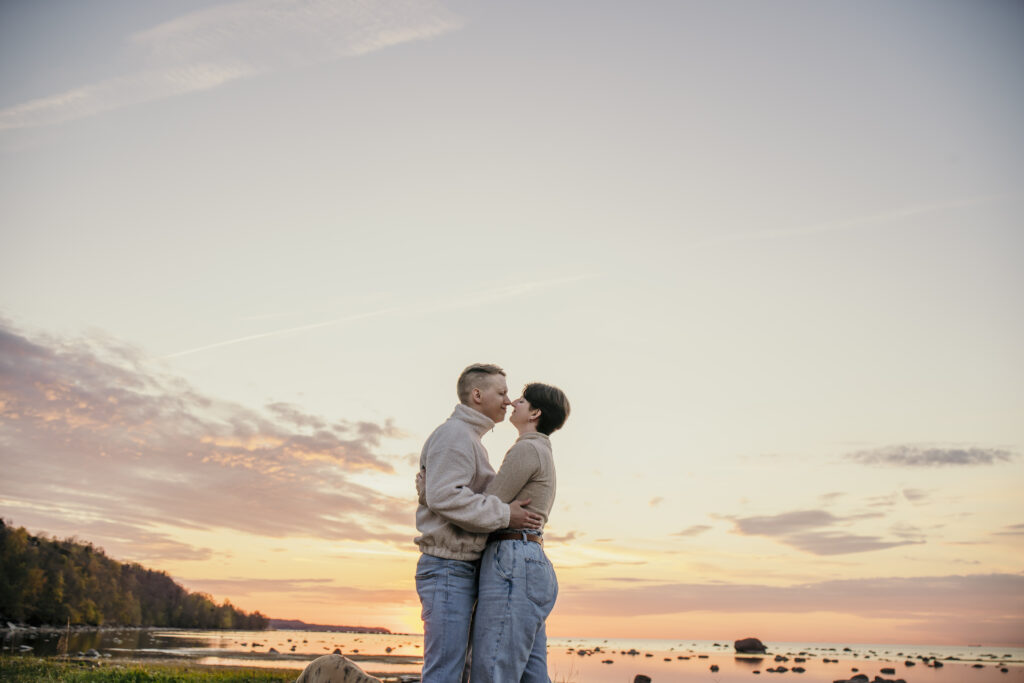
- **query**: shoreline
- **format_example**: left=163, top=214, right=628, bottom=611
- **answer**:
left=5, top=624, right=1022, bottom=652
left=4, top=626, right=1023, bottom=683
left=4, top=650, right=1022, bottom=683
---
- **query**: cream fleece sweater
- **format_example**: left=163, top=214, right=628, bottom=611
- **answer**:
left=414, top=404, right=511, bottom=560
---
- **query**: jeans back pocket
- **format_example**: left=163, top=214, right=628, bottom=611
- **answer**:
left=525, top=557, right=556, bottom=609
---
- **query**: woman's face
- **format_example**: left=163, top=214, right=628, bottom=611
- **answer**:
left=510, top=396, right=537, bottom=429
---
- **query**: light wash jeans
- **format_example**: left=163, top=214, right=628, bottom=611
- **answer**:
left=416, top=554, right=479, bottom=683
left=471, top=535, right=558, bottom=683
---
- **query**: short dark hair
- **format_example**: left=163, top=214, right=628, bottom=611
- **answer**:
left=522, top=383, right=570, bottom=435
left=457, top=363, right=506, bottom=404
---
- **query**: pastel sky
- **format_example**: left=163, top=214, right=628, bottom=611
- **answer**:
left=1, top=0, right=1022, bottom=646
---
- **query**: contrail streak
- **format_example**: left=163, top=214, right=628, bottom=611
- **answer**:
left=162, top=308, right=398, bottom=359
left=692, top=194, right=1009, bottom=247
left=162, top=274, right=592, bottom=359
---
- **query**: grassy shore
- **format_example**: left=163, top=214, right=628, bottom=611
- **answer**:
left=0, top=657, right=298, bottom=683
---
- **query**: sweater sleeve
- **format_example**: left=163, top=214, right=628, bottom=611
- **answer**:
left=424, top=442, right=510, bottom=533
left=485, top=441, right=541, bottom=504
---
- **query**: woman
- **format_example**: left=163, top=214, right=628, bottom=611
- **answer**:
left=470, top=382, right=570, bottom=683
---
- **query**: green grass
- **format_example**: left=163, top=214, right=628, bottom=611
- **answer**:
left=0, top=657, right=298, bottom=683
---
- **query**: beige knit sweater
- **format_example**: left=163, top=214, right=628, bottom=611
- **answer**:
left=486, top=432, right=556, bottom=530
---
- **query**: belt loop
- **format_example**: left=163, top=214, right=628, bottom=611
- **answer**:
left=520, top=531, right=528, bottom=542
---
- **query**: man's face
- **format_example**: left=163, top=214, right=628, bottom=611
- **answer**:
left=476, top=374, right=511, bottom=423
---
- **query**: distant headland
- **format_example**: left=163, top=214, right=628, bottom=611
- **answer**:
left=268, top=618, right=390, bottom=634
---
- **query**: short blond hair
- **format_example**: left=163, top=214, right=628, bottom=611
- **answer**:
left=457, top=363, right=506, bottom=404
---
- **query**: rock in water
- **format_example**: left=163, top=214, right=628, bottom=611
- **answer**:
left=735, top=637, right=767, bottom=654
left=295, top=654, right=382, bottom=683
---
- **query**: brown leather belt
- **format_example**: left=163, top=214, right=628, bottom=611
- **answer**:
left=489, top=532, right=543, bottom=546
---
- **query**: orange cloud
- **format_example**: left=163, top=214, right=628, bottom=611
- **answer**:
left=0, top=323, right=412, bottom=563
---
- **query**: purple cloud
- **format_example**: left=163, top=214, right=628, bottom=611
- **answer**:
left=847, top=445, right=1016, bottom=467
left=728, top=508, right=919, bottom=556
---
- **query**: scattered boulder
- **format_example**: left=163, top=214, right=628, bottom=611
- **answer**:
left=881, top=668, right=895, bottom=674
left=269, top=648, right=280, bottom=654
left=735, top=637, right=768, bottom=654
left=85, top=649, right=101, bottom=658
left=710, top=664, right=719, bottom=672
left=295, top=654, right=382, bottom=683
left=633, top=676, right=652, bottom=683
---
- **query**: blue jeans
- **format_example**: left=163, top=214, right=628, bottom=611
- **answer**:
left=471, top=537, right=558, bottom=683
left=416, top=554, right=479, bottom=683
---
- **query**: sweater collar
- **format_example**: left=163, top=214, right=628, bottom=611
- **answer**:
left=516, top=431, right=550, bottom=444
left=452, top=403, right=495, bottom=437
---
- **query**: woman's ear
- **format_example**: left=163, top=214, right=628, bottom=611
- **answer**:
left=530, top=408, right=542, bottom=422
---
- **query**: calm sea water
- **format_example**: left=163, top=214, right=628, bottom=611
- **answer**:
left=4, top=628, right=1023, bottom=682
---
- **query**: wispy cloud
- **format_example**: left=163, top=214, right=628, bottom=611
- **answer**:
left=733, top=510, right=843, bottom=536
left=672, top=524, right=711, bottom=537
left=782, top=531, right=923, bottom=556
left=0, top=0, right=464, bottom=131
left=727, top=508, right=919, bottom=556
left=846, top=445, right=1017, bottom=467
left=0, top=322, right=411, bottom=565
left=902, top=488, right=930, bottom=503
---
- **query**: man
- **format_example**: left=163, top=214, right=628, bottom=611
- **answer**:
left=414, top=363, right=542, bottom=682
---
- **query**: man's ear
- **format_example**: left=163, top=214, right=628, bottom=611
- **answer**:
left=471, top=387, right=482, bottom=405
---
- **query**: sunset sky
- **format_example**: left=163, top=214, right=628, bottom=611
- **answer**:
left=1, top=0, right=1022, bottom=646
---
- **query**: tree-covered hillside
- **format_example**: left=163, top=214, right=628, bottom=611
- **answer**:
left=0, top=519, right=268, bottom=629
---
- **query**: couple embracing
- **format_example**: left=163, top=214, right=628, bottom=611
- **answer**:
left=414, top=363, right=570, bottom=683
